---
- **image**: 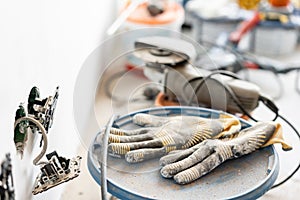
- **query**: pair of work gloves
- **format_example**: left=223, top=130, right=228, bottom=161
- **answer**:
left=104, top=113, right=292, bottom=184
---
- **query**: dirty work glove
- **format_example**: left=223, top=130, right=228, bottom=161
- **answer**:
left=160, top=122, right=292, bottom=184
left=106, top=113, right=241, bottom=163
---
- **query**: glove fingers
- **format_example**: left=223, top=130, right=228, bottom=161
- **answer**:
left=110, top=127, right=154, bottom=136
left=173, top=152, right=223, bottom=184
left=133, top=113, right=170, bottom=127
left=160, top=142, right=214, bottom=178
left=108, top=133, right=154, bottom=143
left=108, top=139, right=164, bottom=157
left=159, top=145, right=200, bottom=166
left=125, top=148, right=166, bottom=163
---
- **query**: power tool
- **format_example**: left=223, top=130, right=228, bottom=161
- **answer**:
left=134, top=36, right=267, bottom=115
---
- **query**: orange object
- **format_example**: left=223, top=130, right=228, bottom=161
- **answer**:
left=155, top=92, right=179, bottom=107
left=229, top=11, right=260, bottom=44
left=268, top=0, right=290, bottom=7
left=243, top=61, right=259, bottom=69
left=125, top=1, right=184, bottom=25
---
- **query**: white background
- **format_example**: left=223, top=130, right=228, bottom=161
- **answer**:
left=0, top=0, right=115, bottom=199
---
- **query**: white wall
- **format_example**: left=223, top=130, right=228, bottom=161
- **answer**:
left=0, top=0, right=116, bottom=199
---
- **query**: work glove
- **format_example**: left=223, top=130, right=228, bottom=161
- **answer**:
left=106, top=113, right=241, bottom=163
left=159, top=122, right=292, bottom=184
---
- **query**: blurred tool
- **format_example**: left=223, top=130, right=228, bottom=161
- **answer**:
left=134, top=36, right=268, bottom=118
left=186, top=0, right=243, bottom=43
left=0, top=153, right=14, bottom=200
left=14, top=103, right=28, bottom=159
left=28, top=86, right=59, bottom=147
left=14, top=87, right=59, bottom=158
left=196, top=35, right=300, bottom=99
left=114, top=0, right=184, bottom=71
left=14, top=86, right=82, bottom=195
left=192, top=0, right=300, bottom=97
left=187, top=0, right=300, bottom=56
left=234, top=0, right=299, bottom=56
left=32, top=151, right=82, bottom=195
